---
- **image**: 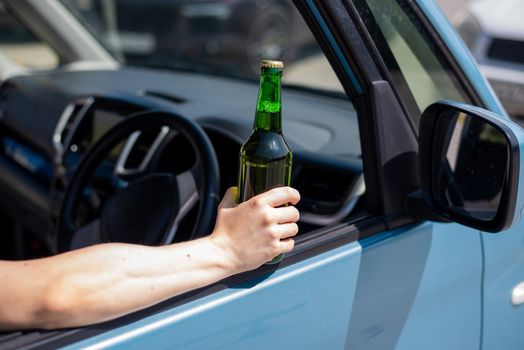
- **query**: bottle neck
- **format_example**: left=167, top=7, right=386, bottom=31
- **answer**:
left=254, top=67, right=282, bottom=133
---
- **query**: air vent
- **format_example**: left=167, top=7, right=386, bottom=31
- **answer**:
left=53, top=98, right=94, bottom=159
left=115, top=126, right=170, bottom=176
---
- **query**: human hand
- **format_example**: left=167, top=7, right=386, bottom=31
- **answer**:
left=209, top=186, right=300, bottom=274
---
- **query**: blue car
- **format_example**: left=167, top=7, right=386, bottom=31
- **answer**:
left=0, top=0, right=522, bottom=349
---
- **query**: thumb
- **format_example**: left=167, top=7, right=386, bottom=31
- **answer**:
left=218, top=187, right=238, bottom=209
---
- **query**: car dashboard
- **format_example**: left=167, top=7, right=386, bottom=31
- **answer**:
left=0, top=66, right=363, bottom=257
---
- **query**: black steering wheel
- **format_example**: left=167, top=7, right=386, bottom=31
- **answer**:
left=56, top=111, right=220, bottom=253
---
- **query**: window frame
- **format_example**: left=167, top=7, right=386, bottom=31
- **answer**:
left=348, top=0, right=484, bottom=133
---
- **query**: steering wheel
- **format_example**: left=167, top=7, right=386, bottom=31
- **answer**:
left=56, top=111, right=220, bottom=253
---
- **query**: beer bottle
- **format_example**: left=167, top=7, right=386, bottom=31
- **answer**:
left=237, top=59, right=292, bottom=264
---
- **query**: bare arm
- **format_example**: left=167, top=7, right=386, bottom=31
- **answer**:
left=0, top=186, right=300, bottom=330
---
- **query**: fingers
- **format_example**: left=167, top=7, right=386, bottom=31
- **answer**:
left=256, top=187, right=300, bottom=207
left=218, top=187, right=238, bottom=209
left=279, top=238, right=295, bottom=253
left=271, top=206, right=300, bottom=224
left=273, top=222, right=299, bottom=239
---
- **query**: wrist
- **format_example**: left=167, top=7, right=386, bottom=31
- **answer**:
left=204, top=235, right=241, bottom=276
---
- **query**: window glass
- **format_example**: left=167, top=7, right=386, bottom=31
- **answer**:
left=354, top=0, right=470, bottom=126
left=57, top=0, right=362, bottom=231
left=0, top=3, right=59, bottom=70
left=60, top=0, right=344, bottom=94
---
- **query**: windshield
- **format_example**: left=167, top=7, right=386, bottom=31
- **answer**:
left=60, top=0, right=344, bottom=93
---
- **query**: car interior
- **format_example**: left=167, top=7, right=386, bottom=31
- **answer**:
left=0, top=1, right=366, bottom=263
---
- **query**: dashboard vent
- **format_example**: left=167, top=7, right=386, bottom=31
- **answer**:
left=53, top=98, right=94, bottom=157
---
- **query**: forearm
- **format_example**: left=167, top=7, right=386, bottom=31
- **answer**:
left=0, top=186, right=300, bottom=331
left=0, top=238, right=232, bottom=330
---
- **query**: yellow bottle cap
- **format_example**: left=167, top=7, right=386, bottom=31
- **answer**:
left=261, top=60, right=284, bottom=69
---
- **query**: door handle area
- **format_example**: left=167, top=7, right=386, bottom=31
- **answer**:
left=511, top=282, right=524, bottom=306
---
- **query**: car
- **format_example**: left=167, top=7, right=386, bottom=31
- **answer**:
left=0, top=0, right=523, bottom=349
left=456, top=0, right=524, bottom=120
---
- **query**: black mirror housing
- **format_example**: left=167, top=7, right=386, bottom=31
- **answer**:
left=419, top=100, right=524, bottom=232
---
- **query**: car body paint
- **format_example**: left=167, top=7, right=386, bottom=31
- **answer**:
left=480, top=118, right=524, bottom=349
left=417, top=2, right=524, bottom=348
left=63, top=243, right=362, bottom=349
left=346, top=222, right=481, bottom=349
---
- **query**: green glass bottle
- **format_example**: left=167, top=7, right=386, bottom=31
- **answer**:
left=237, top=60, right=292, bottom=264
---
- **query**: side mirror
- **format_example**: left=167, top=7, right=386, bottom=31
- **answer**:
left=419, top=101, right=524, bottom=232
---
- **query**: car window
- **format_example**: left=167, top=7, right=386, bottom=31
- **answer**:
left=55, top=0, right=362, bottom=232
left=0, top=3, right=59, bottom=70
left=59, top=0, right=344, bottom=94
left=354, top=0, right=470, bottom=127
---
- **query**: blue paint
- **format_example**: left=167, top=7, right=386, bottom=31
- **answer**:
left=359, top=223, right=420, bottom=248
left=416, top=0, right=507, bottom=116
left=481, top=117, right=524, bottom=348
left=63, top=243, right=362, bottom=349
left=511, top=123, right=524, bottom=227
left=305, top=0, right=363, bottom=95
left=347, top=222, right=482, bottom=349
left=63, top=221, right=484, bottom=350
left=393, top=223, right=482, bottom=349
left=481, top=223, right=524, bottom=348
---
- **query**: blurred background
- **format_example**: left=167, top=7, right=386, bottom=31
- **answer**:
left=438, top=0, right=470, bottom=21
left=439, top=0, right=524, bottom=124
left=0, top=0, right=522, bottom=122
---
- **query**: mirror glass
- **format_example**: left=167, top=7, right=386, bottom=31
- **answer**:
left=432, top=109, right=509, bottom=221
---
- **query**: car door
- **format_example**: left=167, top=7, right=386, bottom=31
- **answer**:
left=322, top=0, right=489, bottom=348
left=356, top=0, right=524, bottom=349
left=426, top=1, right=524, bottom=346
left=51, top=1, right=501, bottom=349
left=482, top=221, right=524, bottom=350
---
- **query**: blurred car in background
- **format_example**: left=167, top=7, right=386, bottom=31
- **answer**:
left=457, top=0, right=524, bottom=120
left=64, top=0, right=315, bottom=77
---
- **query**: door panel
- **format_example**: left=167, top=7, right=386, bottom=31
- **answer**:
left=482, top=227, right=524, bottom=349
left=413, top=1, right=524, bottom=349
left=394, top=223, right=482, bottom=349
left=66, top=222, right=482, bottom=350
left=347, top=222, right=481, bottom=349
left=65, top=242, right=363, bottom=349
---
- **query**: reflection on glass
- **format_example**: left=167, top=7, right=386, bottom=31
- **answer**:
left=59, top=0, right=344, bottom=93
left=432, top=109, right=509, bottom=221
